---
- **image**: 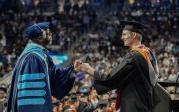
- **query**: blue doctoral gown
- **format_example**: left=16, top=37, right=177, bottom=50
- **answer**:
left=7, top=42, right=75, bottom=112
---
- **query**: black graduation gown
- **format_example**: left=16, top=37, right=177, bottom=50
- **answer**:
left=93, top=51, right=160, bottom=112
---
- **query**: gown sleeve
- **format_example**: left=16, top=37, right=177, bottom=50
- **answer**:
left=93, top=53, right=137, bottom=94
left=50, top=65, right=75, bottom=100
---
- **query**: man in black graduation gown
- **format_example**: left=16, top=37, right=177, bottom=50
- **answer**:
left=78, top=21, right=161, bottom=112
left=6, top=22, right=80, bottom=112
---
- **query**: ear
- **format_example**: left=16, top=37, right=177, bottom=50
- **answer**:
left=131, top=32, right=136, bottom=38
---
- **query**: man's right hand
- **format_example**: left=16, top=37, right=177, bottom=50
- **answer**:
left=79, top=63, right=95, bottom=75
left=74, top=60, right=82, bottom=72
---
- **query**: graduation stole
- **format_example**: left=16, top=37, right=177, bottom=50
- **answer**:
left=131, top=44, right=158, bottom=86
left=131, top=44, right=150, bottom=63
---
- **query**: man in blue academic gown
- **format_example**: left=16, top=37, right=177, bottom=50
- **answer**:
left=6, top=22, right=79, bottom=112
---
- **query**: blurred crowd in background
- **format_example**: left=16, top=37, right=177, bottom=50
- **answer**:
left=0, top=0, right=179, bottom=111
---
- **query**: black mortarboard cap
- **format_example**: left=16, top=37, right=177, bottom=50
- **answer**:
left=120, top=20, right=149, bottom=39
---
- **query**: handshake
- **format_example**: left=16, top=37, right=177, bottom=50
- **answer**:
left=73, top=60, right=95, bottom=75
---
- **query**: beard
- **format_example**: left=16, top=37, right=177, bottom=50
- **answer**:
left=41, top=38, right=52, bottom=46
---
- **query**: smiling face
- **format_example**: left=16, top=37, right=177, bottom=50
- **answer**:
left=121, top=30, right=134, bottom=47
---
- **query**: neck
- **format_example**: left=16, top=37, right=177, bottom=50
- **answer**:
left=129, top=41, right=142, bottom=49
